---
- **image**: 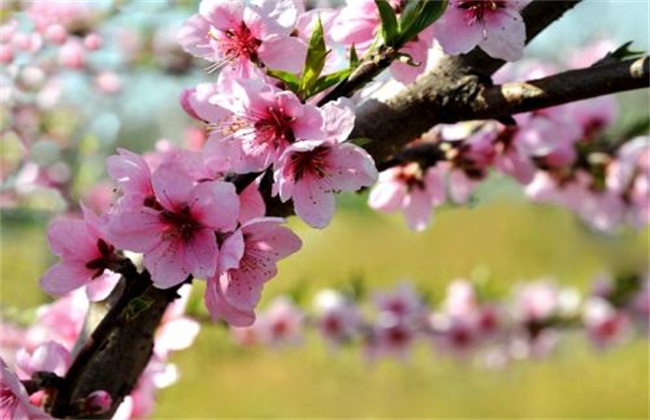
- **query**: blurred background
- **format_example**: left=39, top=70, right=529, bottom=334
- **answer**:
left=1, top=0, right=648, bottom=418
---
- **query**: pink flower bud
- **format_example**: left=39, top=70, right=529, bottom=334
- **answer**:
left=44, top=24, right=68, bottom=45
left=85, top=390, right=112, bottom=414
left=95, top=71, right=122, bottom=94
left=83, top=33, right=102, bottom=50
left=0, top=44, right=13, bottom=64
left=59, top=40, right=85, bottom=69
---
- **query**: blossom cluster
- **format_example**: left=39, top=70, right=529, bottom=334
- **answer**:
left=3, top=0, right=648, bottom=417
left=228, top=272, right=649, bottom=366
left=369, top=43, right=649, bottom=232
left=1, top=285, right=200, bottom=419
left=1, top=1, right=196, bottom=213
left=2, top=2, right=116, bottom=211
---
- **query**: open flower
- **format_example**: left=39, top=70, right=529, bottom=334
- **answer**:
left=108, top=162, right=239, bottom=288
left=275, top=139, right=377, bottom=228
left=1, top=358, right=50, bottom=419
left=434, top=0, right=530, bottom=61
left=205, top=217, right=302, bottom=326
left=368, top=163, right=445, bottom=232
left=177, top=0, right=305, bottom=77
left=207, top=79, right=324, bottom=172
left=40, top=206, right=118, bottom=296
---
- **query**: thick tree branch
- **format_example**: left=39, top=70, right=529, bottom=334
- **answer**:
left=470, top=57, right=649, bottom=120
left=354, top=0, right=583, bottom=164
left=49, top=263, right=187, bottom=419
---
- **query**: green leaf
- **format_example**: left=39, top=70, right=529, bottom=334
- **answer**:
left=267, top=68, right=300, bottom=93
left=122, top=296, right=155, bottom=322
left=609, top=41, right=646, bottom=60
left=306, top=68, right=351, bottom=97
left=398, top=0, right=448, bottom=45
left=375, top=0, right=399, bottom=47
left=348, top=137, right=373, bottom=147
left=299, top=17, right=328, bottom=95
left=349, top=44, right=360, bottom=68
left=592, top=41, right=646, bottom=67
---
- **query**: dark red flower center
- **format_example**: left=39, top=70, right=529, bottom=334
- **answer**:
left=457, top=0, right=506, bottom=23
left=254, top=106, right=297, bottom=151
left=221, top=23, right=262, bottom=63
left=85, top=238, right=117, bottom=278
left=289, top=145, right=331, bottom=181
left=160, top=205, right=202, bottom=243
left=386, top=325, right=411, bottom=346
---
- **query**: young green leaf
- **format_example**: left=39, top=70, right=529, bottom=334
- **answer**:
left=307, top=68, right=352, bottom=97
left=592, top=41, right=646, bottom=67
left=122, top=296, right=156, bottom=322
left=375, top=0, right=399, bottom=47
left=349, top=44, right=360, bottom=68
left=267, top=68, right=301, bottom=93
left=398, top=0, right=448, bottom=45
left=300, top=17, right=328, bottom=94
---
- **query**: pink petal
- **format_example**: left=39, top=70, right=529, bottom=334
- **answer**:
left=403, top=188, right=434, bottom=232
left=448, top=170, right=477, bottom=204
left=293, top=176, right=335, bottom=229
left=390, top=36, right=429, bottom=84
left=252, top=0, right=300, bottom=31
left=434, top=5, right=484, bottom=55
left=244, top=3, right=291, bottom=39
left=189, top=180, right=239, bottom=232
left=176, top=14, right=214, bottom=59
left=326, top=143, right=378, bottom=191
left=85, top=270, right=121, bottom=302
left=145, top=240, right=190, bottom=288
left=204, top=276, right=256, bottom=326
left=40, top=262, right=92, bottom=296
left=480, top=8, right=526, bottom=61
left=23, top=341, right=70, bottom=377
left=107, top=208, right=164, bottom=252
left=218, top=229, right=245, bottom=273
left=151, top=163, right=195, bottom=210
left=258, top=36, right=307, bottom=74
left=238, top=182, right=266, bottom=224
left=46, top=218, right=96, bottom=260
left=368, top=179, right=407, bottom=212
left=155, top=318, right=200, bottom=353
left=106, top=148, right=153, bottom=197
left=321, top=100, right=356, bottom=143
left=200, top=1, right=244, bottom=32
left=183, top=228, right=219, bottom=280
left=241, top=217, right=302, bottom=260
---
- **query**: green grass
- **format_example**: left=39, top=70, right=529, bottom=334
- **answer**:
left=1, top=196, right=648, bottom=418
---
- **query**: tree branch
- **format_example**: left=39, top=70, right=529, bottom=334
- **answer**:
left=353, top=0, right=583, bottom=164
left=49, top=263, right=187, bottom=419
left=453, top=56, right=649, bottom=123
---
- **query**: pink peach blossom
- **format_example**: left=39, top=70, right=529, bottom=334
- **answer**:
left=177, top=0, right=306, bottom=77
left=434, top=0, right=530, bottom=61
left=1, top=358, right=50, bottom=419
left=256, top=297, right=305, bottom=346
left=583, top=298, right=631, bottom=349
left=275, top=142, right=375, bottom=228
left=368, top=163, right=445, bottom=232
left=106, top=148, right=154, bottom=200
left=208, top=79, right=324, bottom=172
left=15, top=341, right=70, bottom=379
left=40, top=206, right=117, bottom=296
left=313, top=289, right=361, bottom=347
left=205, top=217, right=302, bottom=326
left=108, top=162, right=239, bottom=288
